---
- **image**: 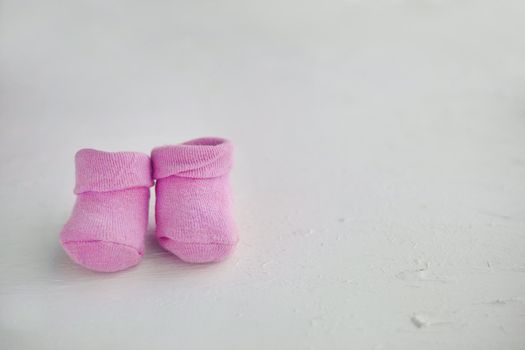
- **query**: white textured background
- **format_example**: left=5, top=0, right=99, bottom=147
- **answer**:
left=1, top=1, right=524, bottom=349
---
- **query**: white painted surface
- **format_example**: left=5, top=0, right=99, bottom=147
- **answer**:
left=1, top=1, right=524, bottom=349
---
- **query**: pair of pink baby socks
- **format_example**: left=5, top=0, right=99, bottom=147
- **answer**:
left=60, top=137, right=237, bottom=272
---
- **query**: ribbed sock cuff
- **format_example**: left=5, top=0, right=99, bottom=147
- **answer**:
left=74, top=149, right=153, bottom=194
left=151, top=137, right=233, bottom=180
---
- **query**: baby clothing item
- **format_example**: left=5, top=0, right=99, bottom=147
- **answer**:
left=151, top=137, right=238, bottom=263
left=60, top=149, right=153, bottom=272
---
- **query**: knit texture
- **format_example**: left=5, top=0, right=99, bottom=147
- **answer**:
left=151, top=137, right=238, bottom=263
left=60, top=149, right=153, bottom=272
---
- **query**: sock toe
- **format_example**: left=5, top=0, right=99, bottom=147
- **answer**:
left=61, top=240, right=142, bottom=272
left=158, top=237, right=236, bottom=263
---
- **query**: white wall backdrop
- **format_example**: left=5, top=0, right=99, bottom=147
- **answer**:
left=1, top=1, right=524, bottom=349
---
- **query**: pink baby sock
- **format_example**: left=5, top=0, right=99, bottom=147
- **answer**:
left=151, top=137, right=238, bottom=263
left=60, top=149, right=153, bottom=272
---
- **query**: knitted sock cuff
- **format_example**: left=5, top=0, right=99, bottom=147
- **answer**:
left=74, top=149, right=153, bottom=194
left=151, top=137, right=233, bottom=180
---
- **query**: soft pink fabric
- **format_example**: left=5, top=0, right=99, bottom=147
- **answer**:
left=60, top=149, right=152, bottom=272
left=151, top=137, right=238, bottom=263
